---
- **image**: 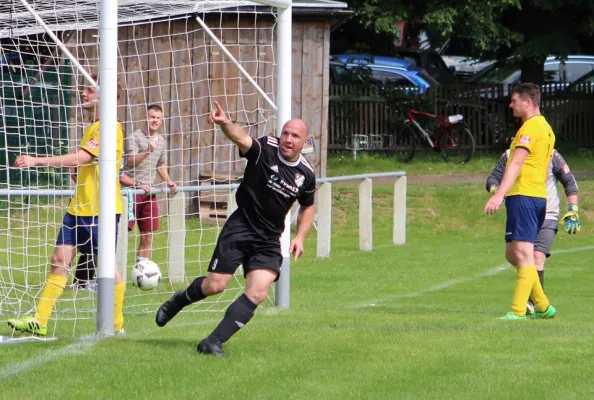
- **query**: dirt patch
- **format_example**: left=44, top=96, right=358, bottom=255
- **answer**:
left=332, top=171, right=594, bottom=186
left=408, top=207, right=437, bottom=216
left=408, top=174, right=486, bottom=185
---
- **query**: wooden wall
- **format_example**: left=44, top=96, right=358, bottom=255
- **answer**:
left=292, top=20, right=330, bottom=178
left=67, top=15, right=330, bottom=187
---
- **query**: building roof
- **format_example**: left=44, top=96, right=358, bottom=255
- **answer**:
left=292, top=0, right=350, bottom=18
left=1, top=0, right=350, bottom=38
left=293, top=0, right=348, bottom=8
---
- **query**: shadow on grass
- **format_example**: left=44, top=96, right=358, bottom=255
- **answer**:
left=121, top=337, right=199, bottom=349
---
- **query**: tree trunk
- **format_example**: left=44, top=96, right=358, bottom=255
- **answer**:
left=520, top=57, right=545, bottom=87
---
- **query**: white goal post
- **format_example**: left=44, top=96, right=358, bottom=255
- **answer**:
left=0, top=0, right=293, bottom=339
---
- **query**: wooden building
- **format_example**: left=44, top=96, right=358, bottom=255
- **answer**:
left=65, top=0, right=349, bottom=190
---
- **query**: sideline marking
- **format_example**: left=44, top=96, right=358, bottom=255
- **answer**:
left=3, top=246, right=594, bottom=378
left=0, top=319, right=219, bottom=381
left=349, top=245, right=594, bottom=309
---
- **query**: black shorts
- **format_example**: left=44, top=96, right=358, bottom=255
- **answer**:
left=208, top=211, right=283, bottom=281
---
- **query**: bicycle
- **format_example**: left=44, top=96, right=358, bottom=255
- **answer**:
left=394, top=108, right=476, bottom=163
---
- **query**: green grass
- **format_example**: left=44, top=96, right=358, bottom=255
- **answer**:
left=1, top=179, right=594, bottom=399
left=0, top=214, right=242, bottom=321
left=327, top=149, right=594, bottom=176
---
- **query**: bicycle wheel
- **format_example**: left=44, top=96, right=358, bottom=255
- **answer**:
left=439, top=126, right=475, bottom=164
left=394, top=125, right=416, bottom=163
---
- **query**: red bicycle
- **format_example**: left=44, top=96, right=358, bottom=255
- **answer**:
left=394, top=108, right=476, bottom=163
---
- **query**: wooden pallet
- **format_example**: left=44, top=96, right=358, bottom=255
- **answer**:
left=192, top=172, right=242, bottom=224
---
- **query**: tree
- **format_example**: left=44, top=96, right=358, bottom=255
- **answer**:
left=346, top=0, right=594, bottom=85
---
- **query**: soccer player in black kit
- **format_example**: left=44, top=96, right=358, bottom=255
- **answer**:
left=156, top=101, right=316, bottom=357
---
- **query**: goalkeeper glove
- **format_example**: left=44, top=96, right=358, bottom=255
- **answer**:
left=561, top=204, right=581, bottom=234
left=489, top=185, right=498, bottom=195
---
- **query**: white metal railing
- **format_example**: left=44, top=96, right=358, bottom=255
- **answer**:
left=0, top=171, right=407, bottom=306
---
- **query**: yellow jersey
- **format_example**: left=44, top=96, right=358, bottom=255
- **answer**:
left=67, top=120, right=124, bottom=216
left=506, top=115, right=555, bottom=198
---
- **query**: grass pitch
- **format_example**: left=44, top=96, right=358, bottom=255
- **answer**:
left=1, top=178, right=594, bottom=399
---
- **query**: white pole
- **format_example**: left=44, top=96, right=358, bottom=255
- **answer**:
left=393, top=176, right=407, bottom=245
left=96, top=0, right=118, bottom=335
left=194, top=15, right=277, bottom=112
left=18, top=0, right=97, bottom=88
left=274, top=5, right=292, bottom=308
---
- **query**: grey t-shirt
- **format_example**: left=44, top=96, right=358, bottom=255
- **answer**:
left=125, top=129, right=168, bottom=185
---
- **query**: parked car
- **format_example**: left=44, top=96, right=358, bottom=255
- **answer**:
left=330, top=54, right=438, bottom=94
left=332, top=54, right=415, bottom=69
left=436, top=38, right=496, bottom=81
left=391, top=48, right=458, bottom=85
left=470, top=55, right=594, bottom=92
left=564, top=68, right=594, bottom=89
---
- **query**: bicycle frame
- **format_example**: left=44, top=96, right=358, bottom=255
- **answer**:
left=394, top=105, right=475, bottom=164
left=406, top=109, right=463, bottom=149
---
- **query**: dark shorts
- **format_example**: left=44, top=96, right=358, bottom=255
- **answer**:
left=534, top=219, right=558, bottom=257
left=505, top=195, right=546, bottom=243
left=128, top=194, right=159, bottom=232
left=56, top=213, right=121, bottom=254
left=208, top=211, right=283, bottom=281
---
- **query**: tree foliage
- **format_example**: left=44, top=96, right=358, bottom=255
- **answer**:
left=346, top=0, right=594, bottom=84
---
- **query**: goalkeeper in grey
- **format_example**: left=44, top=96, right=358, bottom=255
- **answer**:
left=486, top=149, right=580, bottom=313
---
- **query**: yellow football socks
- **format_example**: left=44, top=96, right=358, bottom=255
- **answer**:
left=530, top=274, right=550, bottom=313
left=35, top=273, right=67, bottom=326
left=511, top=266, right=537, bottom=316
left=114, top=282, right=126, bottom=332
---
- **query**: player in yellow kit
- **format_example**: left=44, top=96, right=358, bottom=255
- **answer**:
left=8, top=76, right=126, bottom=336
left=484, top=83, right=556, bottom=320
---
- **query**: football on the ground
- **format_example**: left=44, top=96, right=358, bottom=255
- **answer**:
left=132, top=260, right=162, bottom=290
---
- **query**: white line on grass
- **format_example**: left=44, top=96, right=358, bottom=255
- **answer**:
left=349, top=245, right=594, bottom=309
left=0, top=333, right=101, bottom=380
left=0, top=318, right=219, bottom=381
left=3, top=245, right=593, bottom=379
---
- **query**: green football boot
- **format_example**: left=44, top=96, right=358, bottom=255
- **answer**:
left=533, top=305, right=556, bottom=319
left=500, top=312, right=528, bottom=320
left=7, top=315, right=48, bottom=336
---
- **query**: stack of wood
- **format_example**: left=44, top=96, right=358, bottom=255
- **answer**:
left=193, top=172, right=243, bottom=224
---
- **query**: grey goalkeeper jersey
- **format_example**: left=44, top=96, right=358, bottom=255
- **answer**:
left=486, top=149, right=578, bottom=222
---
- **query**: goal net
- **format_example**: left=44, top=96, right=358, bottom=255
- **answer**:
left=0, top=0, right=282, bottom=340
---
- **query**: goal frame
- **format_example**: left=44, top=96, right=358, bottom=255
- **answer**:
left=14, top=0, right=294, bottom=336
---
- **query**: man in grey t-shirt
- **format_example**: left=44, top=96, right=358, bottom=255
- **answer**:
left=126, top=104, right=177, bottom=262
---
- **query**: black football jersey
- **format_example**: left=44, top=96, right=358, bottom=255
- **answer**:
left=235, top=135, right=316, bottom=238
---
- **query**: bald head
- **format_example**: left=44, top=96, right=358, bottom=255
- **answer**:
left=283, top=119, right=309, bottom=136
left=279, top=118, right=309, bottom=162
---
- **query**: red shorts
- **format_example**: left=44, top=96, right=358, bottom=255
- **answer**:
left=128, top=194, right=160, bottom=232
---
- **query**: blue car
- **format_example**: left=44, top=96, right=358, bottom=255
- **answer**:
left=332, top=54, right=415, bottom=69
left=330, top=54, right=437, bottom=94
